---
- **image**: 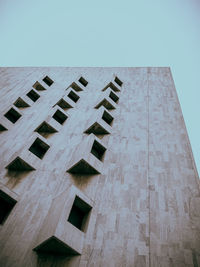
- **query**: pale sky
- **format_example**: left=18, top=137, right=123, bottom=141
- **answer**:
left=0, top=0, right=200, bottom=175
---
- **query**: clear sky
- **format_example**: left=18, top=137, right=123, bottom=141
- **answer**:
left=0, top=0, right=200, bottom=175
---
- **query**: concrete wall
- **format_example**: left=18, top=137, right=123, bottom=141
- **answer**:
left=0, top=67, right=199, bottom=267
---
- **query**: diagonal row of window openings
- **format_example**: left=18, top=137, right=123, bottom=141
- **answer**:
left=0, top=124, right=7, bottom=132
left=68, top=90, right=79, bottom=103
left=43, top=76, right=54, bottom=86
left=27, top=89, right=40, bottom=102
left=4, top=107, right=22, bottom=124
left=109, top=90, right=119, bottom=103
left=90, top=140, right=106, bottom=161
left=29, top=137, right=50, bottom=159
left=0, top=190, right=17, bottom=225
left=102, top=110, right=113, bottom=126
left=78, top=77, right=88, bottom=87
left=33, top=81, right=46, bottom=91
left=114, top=76, right=123, bottom=87
left=14, top=97, right=30, bottom=108
left=68, top=195, right=92, bottom=232
left=52, top=109, right=68, bottom=125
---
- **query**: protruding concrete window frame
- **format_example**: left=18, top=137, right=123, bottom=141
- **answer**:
left=66, top=134, right=107, bottom=174
left=32, top=81, right=46, bottom=91
left=33, top=185, right=94, bottom=256
left=13, top=97, right=30, bottom=109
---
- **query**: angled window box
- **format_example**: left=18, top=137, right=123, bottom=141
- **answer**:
left=94, top=96, right=117, bottom=110
left=66, top=134, right=106, bottom=174
left=33, top=81, right=46, bottom=91
left=56, top=96, right=73, bottom=110
left=102, top=76, right=123, bottom=92
left=33, top=186, right=93, bottom=256
left=78, top=76, right=88, bottom=87
left=13, top=97, right=30, bottom=109
left=6, top=134, right=50, bottom=171
left=84, top=107, right=113, bottom=135
left=34, top=121, right=58, bottom=138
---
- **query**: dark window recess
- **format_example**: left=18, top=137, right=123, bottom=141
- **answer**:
left=109, top=91, right=119, bottom=103
left=29, top=138, right=50, bottom=159
left=26, top=89, right=40, bottom=102
left=114, top=76, right=123, bottom=87
left=102, top=110, right=114, bottom=125
left=0, top=190, right=17, bottom=225
left=14, top=97, right=30, bottom=108
left=78, top=77, right=88, bottom=87
left=68, top=91, right=80, bottom=103
left=52, top=110, right=68, bottom=125
left=68, top=196, right=92, bottom=232
left=56, top=99, right=72, bottom=110
left=43, top=76, right=54, bottom=86
left=33, top=81, right=46, bottom=91
left=70, top=83, right=82, bottom=92
left=90, top=140, right=106, bottom=161
left=4, top=108, right=22, bottom=124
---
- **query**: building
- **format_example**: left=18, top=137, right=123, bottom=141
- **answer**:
left=0, top=67, right=199, bottom=267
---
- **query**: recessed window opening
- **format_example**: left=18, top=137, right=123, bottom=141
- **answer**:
left=14, top=97, right=29, bottom=108
left=26, top=90, right=40, bottom=102
left=114, top=76, right=123, bottom=87
left=68, top=91, right=80, bottom=103
left=102, top=110, right=114, bottom=126
left=52, top=110, right=68, bottom=125
left=78, top=77, right=88, bottom=87
left=33, top=81, right=46, bottom=91
left=109, top=91, right=119, bottom=103
left=43, top=76, right=54, bottom=86
left=0, top=190, right=17, bottom=225
left=68, top=196, right=92, bottom=232
left=29, top=138, right=50, bottom=159
left=90, top=140, right=106, bottom=161
left=4, top=108, right=22, bottom=124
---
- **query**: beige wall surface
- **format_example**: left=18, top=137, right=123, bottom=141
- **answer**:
left=0, top=67, right=199, bottom=267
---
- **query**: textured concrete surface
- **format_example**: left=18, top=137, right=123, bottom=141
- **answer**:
left=0, top=67, right=199, bottom=266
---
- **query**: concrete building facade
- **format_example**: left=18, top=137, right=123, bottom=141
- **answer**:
left=0, top=67, right=199, bottom=267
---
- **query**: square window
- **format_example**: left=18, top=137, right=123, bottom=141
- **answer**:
left=0, top=190, right=17, bottom=225
left=4, top=108, right=22, bottom=124
left=102, top=110, right=114, bottom=125
left=78, top=77, right=88, bottom=87
left=68, top=196, right=92, bottom=232
left=90, top=140, right=106, bottom=161
left=33, top=81, right=46, bottom=91
left=43, top=76, right=54, bottom=86
left=29, top=138, right=50, bottom=159
left=52, top=110, right=68, bottom=125
left=109, top=91, right=119, bottom=103
left=26, top=89, right=40, bottom=102
left=68, top=90, right=80, bottom=103
left=114, top=76, right=123, bottom=87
